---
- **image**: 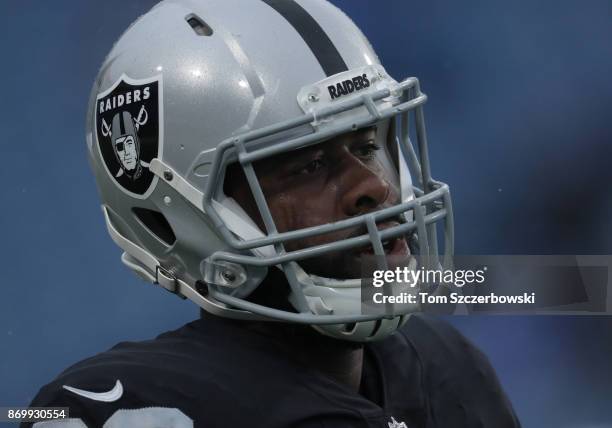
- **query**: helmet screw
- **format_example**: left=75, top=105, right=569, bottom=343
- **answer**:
left=163, top=170, right=173, bottom=181
left=221, top=270, right=236, bottom=283
left=308, top=93, right=319, bottom=102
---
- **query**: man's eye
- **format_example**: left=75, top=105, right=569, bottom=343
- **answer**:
left=298, top=159, right=325, bottom=175
left=354, top=142, right=381, bottom=160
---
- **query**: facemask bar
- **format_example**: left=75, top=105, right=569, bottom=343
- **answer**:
left=200, top=77, right=454, bottom=323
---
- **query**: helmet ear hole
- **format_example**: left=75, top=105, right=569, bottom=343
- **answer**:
left=132, top=208, right=176, bottom=246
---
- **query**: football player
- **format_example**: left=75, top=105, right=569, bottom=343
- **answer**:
left=25, top=0, right=520, bottom=426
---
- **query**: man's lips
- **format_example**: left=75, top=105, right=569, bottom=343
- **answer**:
left=351, top=221, right=410, bottom=257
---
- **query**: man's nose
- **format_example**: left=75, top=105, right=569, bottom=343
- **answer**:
left=340, top=156, right=389, bottom=217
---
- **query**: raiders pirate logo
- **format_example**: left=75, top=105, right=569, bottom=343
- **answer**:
left=95, top=74, right=162, bottom=198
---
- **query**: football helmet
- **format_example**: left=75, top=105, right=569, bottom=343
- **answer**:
left=87, top=0, right=454, bottom=341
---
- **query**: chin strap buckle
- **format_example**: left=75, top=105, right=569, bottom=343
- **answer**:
left=156, top=265, right=181, bottom=296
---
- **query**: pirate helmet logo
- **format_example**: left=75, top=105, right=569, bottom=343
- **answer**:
left=95, top=75, right=162, bottom=198
left=111, top=109, right=147, bottom=180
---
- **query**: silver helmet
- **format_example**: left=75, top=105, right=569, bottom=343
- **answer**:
left=87, top=0, right=454, bottom=341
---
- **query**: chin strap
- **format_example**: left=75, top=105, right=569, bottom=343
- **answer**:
left=102, top=205, right=270, bottom=321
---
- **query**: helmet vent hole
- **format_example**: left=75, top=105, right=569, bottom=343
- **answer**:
left=185, top=14, right=213, bottom=36
left=132, top=208, right=176, bottom=246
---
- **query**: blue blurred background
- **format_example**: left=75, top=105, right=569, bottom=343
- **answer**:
left=1, top=1, right=611, bottom=426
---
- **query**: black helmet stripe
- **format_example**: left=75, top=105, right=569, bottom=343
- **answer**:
left=261, top=0, right=348, bottom=77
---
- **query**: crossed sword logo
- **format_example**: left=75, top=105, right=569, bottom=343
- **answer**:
left=101, top=105, right=150, bottom=178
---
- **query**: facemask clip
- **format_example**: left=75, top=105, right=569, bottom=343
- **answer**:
left=202, top=260, right=247, bottom=289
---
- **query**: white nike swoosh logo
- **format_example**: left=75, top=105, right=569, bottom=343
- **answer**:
left=62, top=380, right=123, bottom=402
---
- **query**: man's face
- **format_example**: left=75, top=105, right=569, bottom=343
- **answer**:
left=115, top=135, right=138, bottom=170
left=227, top=126, right=412, bottom=279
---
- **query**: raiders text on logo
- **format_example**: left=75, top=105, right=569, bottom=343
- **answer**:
left=327, top=73, right=370, bottom=100
left=95, top=75, right=162, bottom=198
left=99, top=86, right=151, bottom=114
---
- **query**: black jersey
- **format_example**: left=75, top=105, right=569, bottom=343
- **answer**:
left=23, top=314, right=520, bottom=428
